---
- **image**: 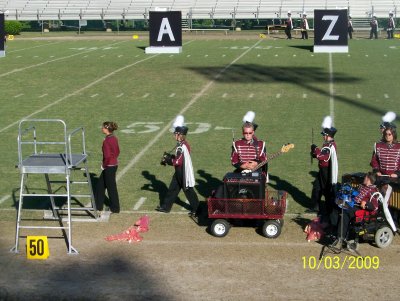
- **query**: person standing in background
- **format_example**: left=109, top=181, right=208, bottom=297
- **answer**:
left=301, top=13, right=309, bottom=40
left=95, top=121, right=121, bottom=214
left=348, top=15, right=354, bottom=39
left=370, top=15, right=378, bottom=39
left=387, top=12, right=395, bottom=39
left=285, top=11, right=293, bottom=39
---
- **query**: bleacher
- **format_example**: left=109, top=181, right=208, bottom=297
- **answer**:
left=0, top=0, right=398, bottom=21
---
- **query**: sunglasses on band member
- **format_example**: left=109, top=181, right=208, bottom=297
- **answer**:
left=243, top=132, right=254, bottom=135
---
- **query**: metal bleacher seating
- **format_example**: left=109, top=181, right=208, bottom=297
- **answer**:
left=0, top=1, right=398, bottom=27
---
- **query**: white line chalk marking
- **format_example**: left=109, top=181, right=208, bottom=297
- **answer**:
left=0, top=195, right=10, bottom=204
left=133, top=197, right=147, bottom=210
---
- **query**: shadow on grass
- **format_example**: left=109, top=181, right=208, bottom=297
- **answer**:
left=289, top=45, right=313, bottom=52
left=196, top=169, right=223, bottom=199
left=186, top=64, right=388, bottom=117
left=1, top=255, right=177, bottom=300
left=140, top=170, right=190, bottom=210
left=268, top=174, right=313, bottom=210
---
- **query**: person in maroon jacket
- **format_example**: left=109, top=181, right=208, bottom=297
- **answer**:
left=370, top=127, right=400, bottom=178
left=301, top=13, right=309, bottom=40
left=387, top=12, right=395, bottom=39
left=95, top=121, right=121, bottom=214
left=231, top=122, right=266, bottom=173
left=156, top=115, right=199, bottom=216
left=333, top=172, right=379, bottom=247
left=285, top=11, right=293, bottom=39
left=310, top=116, right=338, bottom=226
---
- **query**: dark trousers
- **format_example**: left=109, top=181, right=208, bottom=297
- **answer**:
left=285, top=27, right=292, bottom=39
left=348, top=28, right=353, bottom=39
left=311, top=167, right=335, bottom=225
left=387, top=29, right=394, bottom=39
left=301, top=30, right=308, bottom=39
left=370, top=28, right=378, bottom=39
left=95, top=166, right=120, bottom=213
left=162, top=169, right=199, bottom=213
left=333, top=206, right=357, bottom=240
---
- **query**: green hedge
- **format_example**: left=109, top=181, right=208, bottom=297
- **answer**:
left=5, top=21, right=23, bottom=35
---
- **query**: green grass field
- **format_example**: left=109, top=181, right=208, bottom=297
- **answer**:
left=0, top=33, right=398, bottom=215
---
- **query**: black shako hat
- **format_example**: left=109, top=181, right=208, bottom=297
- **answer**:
left=173, top=115, right=188, bottom=135
left=321, top=127, right=337, bottom=138
left=174, top=126, right=188, bottom=135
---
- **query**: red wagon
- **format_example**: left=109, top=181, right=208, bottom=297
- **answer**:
left=207, top=190, right=287, bottom=238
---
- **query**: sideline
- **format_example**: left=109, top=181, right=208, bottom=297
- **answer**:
left=116, top=39, right=263, bottom=181
left=0, top=40, right=128, bottom=78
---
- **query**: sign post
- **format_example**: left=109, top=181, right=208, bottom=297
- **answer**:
left=145, top=11, right=182, bottom=54
left=0, top=13, right=5, bottom=58
left=314, top=9, right=348, bottom=53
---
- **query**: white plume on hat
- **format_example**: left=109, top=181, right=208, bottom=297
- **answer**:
left=173, top=115, right=184, bottom=128
left=322, top=116, right=333, bottom=129
left=382, top=111, right=396, bottom=123
left=243, top=111, right=255, bottom=123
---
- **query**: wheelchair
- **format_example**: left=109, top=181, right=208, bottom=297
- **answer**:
left=348, top=187, right=397, bottom=250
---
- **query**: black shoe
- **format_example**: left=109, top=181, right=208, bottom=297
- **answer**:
left=188, top=211, right=197, bottom=217
left=155, top=206, right=170, bottom=213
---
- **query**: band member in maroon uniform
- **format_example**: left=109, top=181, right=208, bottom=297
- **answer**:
left=301, top=13, right=309, bottom=40
left=348, top=15, right=354, bottom=39
left=156, top=115, right=199, bottom=216
left=387, top=12, right=395, bottom=39
left=370, top=15, right=378, bottom=39
left=95, top=121, right=121, bottom=214
left=231, top=111, right=266, bottom=173
left=285, top=11, right=293, bottom=39
left=310, top=116, right=338, bottom=225
left=371, top=127, right=400, bottom=178
left=333, top=172, right=379, bottom=248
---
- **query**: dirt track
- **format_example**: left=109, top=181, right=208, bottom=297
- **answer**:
left=1, top=210, right=399, bottom=301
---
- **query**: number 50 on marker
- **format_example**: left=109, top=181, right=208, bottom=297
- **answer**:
left=26, top=236, right=49, bottom=259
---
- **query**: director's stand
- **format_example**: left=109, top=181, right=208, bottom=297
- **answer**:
left=10, top=119, right=98, bottom=255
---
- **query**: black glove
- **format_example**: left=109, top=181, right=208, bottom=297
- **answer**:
left=310, top=144, right=317, bottom=153
left=161, top=153, right=175, bottom=166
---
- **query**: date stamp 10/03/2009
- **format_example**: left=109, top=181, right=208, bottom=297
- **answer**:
left=302, top=256, right=380, bottom=270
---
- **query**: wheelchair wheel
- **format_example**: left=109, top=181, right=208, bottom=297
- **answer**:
left=210, top=219, right=230, bottom=237
left=346, top=240, right=359, bottom=252
left=262, top=220, right=281, bottom=239
left=374, top=226, right=394, bottom=248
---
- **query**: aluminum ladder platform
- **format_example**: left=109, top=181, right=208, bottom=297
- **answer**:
left=11, top=119, right=98, bottom=255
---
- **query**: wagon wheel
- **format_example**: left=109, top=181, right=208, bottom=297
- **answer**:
left=262, top=220, right=281, bottom=239
left=374, top=226, right=393, bottom=248
left=210, top=219, right=230, bottom=237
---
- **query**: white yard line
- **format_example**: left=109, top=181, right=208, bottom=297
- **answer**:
left=116, top=39, right=263, bottom=181
left=0, top=53, right=159, bottom=134
left=328, top=53, right=335, bottom=123
left=133, top=197, right=147, bottom=210
left=0, top=41, right=128, bottom=78
left=7, top=41, right=63, bottom=53
left=0, top=195, right=10, bottom=204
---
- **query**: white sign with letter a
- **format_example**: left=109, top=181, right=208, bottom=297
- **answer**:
left=146, top=11, right=182, bottom=54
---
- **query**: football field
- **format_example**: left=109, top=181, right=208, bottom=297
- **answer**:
left=0, top=33, right=398, bottom=215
